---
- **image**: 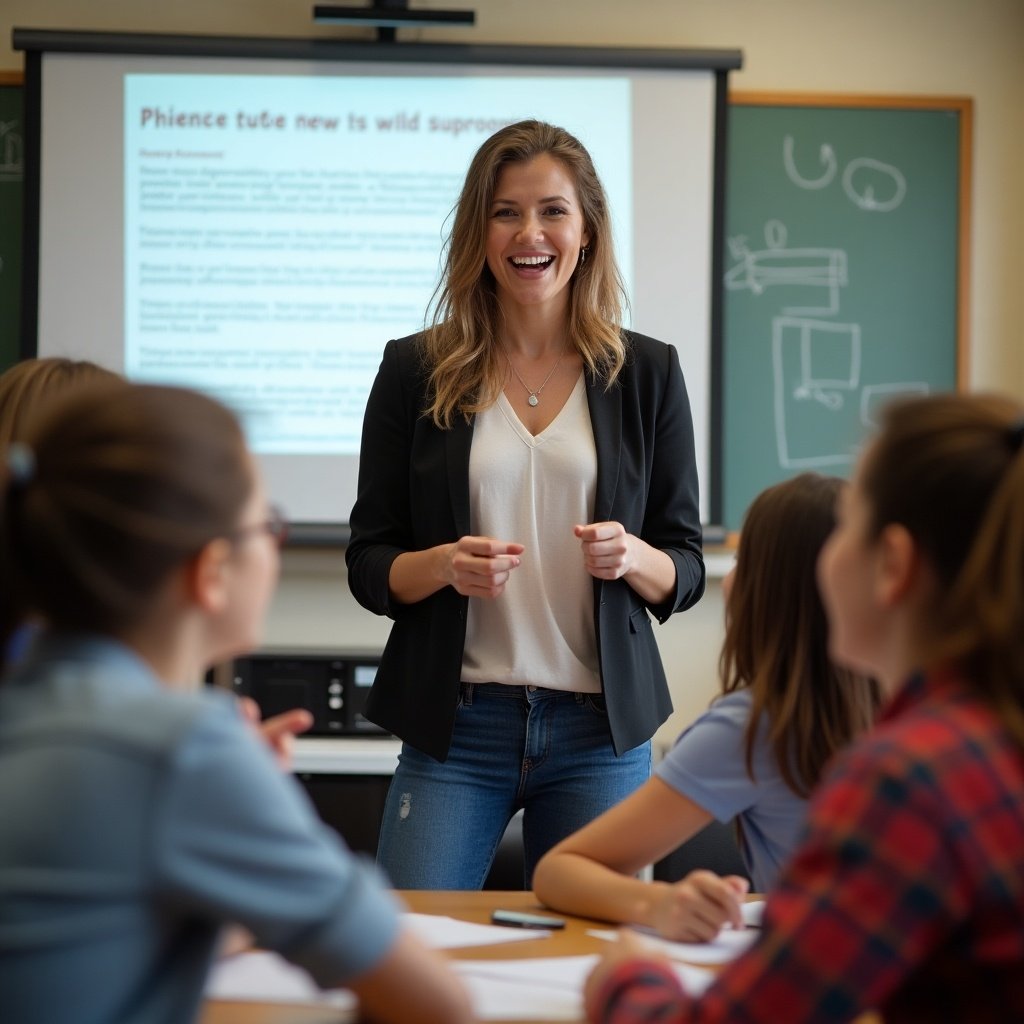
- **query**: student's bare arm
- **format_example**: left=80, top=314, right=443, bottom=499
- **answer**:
left=534, top=776, right=746, bottom=941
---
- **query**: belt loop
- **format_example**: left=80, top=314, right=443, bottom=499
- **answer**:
left=461, top=682, right=474, bottom=706
left=574, top=691, right=586, bottom=706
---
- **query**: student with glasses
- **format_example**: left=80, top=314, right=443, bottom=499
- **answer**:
left=0, top=381, right=472, bottom=1024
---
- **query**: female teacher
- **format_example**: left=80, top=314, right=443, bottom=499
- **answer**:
left=347, top=119, right=705, bottom=889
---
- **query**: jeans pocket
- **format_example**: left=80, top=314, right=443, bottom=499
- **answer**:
left=456, top=682, right=474, bottom=709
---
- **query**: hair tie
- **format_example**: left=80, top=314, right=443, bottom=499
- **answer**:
left=4, top=442, right=36, bottom=490
left=1009, top=419, right=1024, bottom=453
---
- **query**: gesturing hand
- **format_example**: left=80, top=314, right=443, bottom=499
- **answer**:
left=574, top=521, right=635, bottom=580
left=443, top=535, right=524, bottom=598
left=238, top=696, right=314, bottom=771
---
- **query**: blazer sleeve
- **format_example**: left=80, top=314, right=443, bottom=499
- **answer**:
left=345, top=338, right=417, bottom=620
left=637, top=339, right=705, bottom=623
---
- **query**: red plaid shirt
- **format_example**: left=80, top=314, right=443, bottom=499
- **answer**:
left=596, top=667, right=1024, bottom=1023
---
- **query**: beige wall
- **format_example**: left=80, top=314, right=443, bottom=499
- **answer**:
left=5, top=0, right=1023, bottom=739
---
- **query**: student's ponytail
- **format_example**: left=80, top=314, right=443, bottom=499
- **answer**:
left=862, top=394, right=1024, bottom=747
left=0, top=383, right=252, bottom=676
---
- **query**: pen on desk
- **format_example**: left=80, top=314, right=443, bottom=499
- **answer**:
left=491, top=909, right=566, bottom=929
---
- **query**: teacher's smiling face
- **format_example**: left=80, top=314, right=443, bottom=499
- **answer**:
left=485, top=153, right=590, bottom=319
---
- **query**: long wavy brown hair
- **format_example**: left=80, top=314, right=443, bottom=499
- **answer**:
left=422, top=119, right=629, bottom=428
left=720, top=473, right=881, bottom=796
left=861, top=392, right=1024, bottom=749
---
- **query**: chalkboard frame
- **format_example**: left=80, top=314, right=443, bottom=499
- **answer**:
left=721, top=91, right=973, bottom=536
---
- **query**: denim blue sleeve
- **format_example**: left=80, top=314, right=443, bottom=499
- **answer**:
left=152, top=698, right=400, bottom=987
left=654, top=690, right=767, bottom=821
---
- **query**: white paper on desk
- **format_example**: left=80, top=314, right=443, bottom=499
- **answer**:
left=588, top=925, right=757, bottom=965
left=401, top=911, right=551, bottom=948
left=742, top=900, right=765, bottom=928
left=204, top=950, right=356, bottom=1013
left=455, top=955, right=715, bottom=1021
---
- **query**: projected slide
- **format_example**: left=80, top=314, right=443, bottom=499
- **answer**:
left=123, top=74, right=633, bottom=455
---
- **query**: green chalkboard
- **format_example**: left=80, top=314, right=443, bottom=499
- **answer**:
left=0, top=74, right=23, bottom=373
left=722, top=94, right=970, bottom=530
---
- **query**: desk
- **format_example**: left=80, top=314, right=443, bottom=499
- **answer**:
left=202, top=890, right=881, bottom=1024
left=201, top=891, right=595, bottom=1024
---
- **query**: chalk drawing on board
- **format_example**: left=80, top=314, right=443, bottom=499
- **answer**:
left=773, top=315, right=861, bottom=468
left=782, top=135, right=907, bottom=213
left=842, top=158, right=906, bottom=212
left=860, top=382, right=929, bottom=428
left=782, top=135, right=837, bottom=190
left=725, top=222, right=848, bottom=316
left=0, top=120, right=22, bottom=182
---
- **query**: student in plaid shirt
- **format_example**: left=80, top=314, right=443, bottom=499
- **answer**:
left=585, top=392, right=1024, bottom=1023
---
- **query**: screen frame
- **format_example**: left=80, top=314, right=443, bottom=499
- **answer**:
left=15, top=29, right=740, bottom=544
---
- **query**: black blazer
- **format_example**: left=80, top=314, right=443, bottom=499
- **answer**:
left=346, top=331, right=705, bottom=761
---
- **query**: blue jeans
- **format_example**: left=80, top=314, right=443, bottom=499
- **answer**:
left=375, top=682, right=651, bottom=890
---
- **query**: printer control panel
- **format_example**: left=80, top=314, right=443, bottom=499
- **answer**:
left=228, top=649, right=388, bottom=736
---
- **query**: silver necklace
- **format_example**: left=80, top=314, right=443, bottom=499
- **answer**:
left=504, top=346, right=565, bottom=407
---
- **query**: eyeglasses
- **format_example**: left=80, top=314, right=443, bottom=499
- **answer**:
left=232, top=504, right=289, bottom=548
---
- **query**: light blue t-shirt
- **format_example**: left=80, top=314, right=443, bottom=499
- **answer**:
left=654, top=688, right=807, bottom=892
left=0, top=633, right=400, bottom=1024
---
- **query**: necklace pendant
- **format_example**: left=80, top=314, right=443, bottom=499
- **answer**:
left=528, top=394, right=539, bottom=407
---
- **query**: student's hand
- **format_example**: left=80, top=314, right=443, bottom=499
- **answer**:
left=442, top=535, right=525, bottom=598
left=217, top=925, right=255, bottom=958
left=583, top=928, right=672, bottom=1022
left=646, top=870, right=749, bottom=942
left=575, top=521, right=635, bottom=580
left=238, top=696, right=314, bottom=771
left=347, top=927, right=475, bottom=1024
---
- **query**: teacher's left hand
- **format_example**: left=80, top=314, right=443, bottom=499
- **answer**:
left=575, top=521, right=636, bottom=580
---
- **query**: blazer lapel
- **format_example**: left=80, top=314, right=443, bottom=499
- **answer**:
left=446, top=415, right=474, bottom=537
left=587, top=373, right=622, bottom=522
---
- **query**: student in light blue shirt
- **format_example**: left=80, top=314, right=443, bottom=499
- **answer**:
left=652, top=686, right=805, bottom=895
left=534, top=473, right=880, bottom=942
left=0, top=382, right=472, bottom=1024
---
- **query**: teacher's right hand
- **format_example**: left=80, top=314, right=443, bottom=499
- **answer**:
left=443, top=536, right=524, bottom=598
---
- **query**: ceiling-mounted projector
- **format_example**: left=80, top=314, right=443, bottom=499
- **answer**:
left=313, top=1, right=476, bottom=35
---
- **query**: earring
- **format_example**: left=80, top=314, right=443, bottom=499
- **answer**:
left=579, top=247, right=587, bottom=265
